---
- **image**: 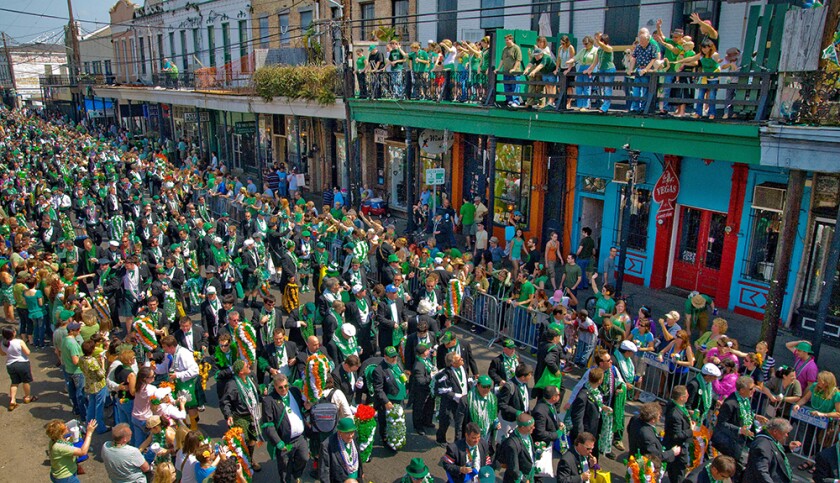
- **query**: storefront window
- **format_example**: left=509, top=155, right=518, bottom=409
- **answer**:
left=614, top=188, right=651, bottom=251
left=335, top=134, right=348, bottom=191
left=802, top=221, right=840, bottom=315
left=387, top=145, right=407, bottom=210
left=493, top=142, right=533, bottom=226
left=741, top=209, right=781, bottom=282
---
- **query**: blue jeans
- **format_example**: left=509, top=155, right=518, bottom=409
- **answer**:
left=31, top=316, right=45, bottom=347
left=50, top=475, right=81, bottom=483
left=131, top=416, right=148, bottom=448
left=577, top=258, right=591, bottom=288
left=695, top=79, right=720, bottom=117
left=17, top=307, right=30, bottom=336
left=631, top=73, right=650, bottom=112
left=86, top=386, right=108, bottom=431
left=598, top=68, right=616, bottom=112
left=115, top=398, right=133, bottom=426
left=575, top=73, right=593, bottom=108
left=502, top=75, right=520, bottom=105
left=64, top=371, right=87, bottom=418
left=574, top=339, right=595, bottom=366
left=391, top=71, right=405, bottom=98
left=662, top=74, right=675, bottom=111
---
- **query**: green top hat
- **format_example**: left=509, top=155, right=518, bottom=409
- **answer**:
left=336, top=417, right=356, bottom=433
left=405, top=457, right=430, bottom=478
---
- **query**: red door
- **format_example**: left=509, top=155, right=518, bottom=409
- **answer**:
left=671, top=206, right=728, bottom=295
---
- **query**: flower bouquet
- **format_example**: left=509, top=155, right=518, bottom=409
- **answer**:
left=223, top=427, right=254, bottom=481
left=133, top=317, right=158, bottom=352
left=235, top=322, right=258, bottom=367
left=354, top=404, right=376, bottom=462
left=385, top=404, right=407, bottom=451
left=303, top=353, right=332, bottom=402
left=687, top=425, right=711, bottom=473
left=625, top=453, right=663, bottom=483
left=194, top=351, right=212, bottom=390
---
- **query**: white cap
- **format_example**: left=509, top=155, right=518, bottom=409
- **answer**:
left=434, top=257, right=443, bottom=264
left=341, top=323, right=357, bottom=337
left=109, top=240, right=119, bottom=247
left=214, top=236, right=223, bottom=244
left=244, top=238, right=254, bottom=246
left=417, top=299, right=435, bottom=316
left=206, top=286, right=217, bottom=294
left=154, top=386, right=172, bottom=400
left=701, top=363, right=722, bottom=377
left=619, top=340, right=638, bottom=353
left=427, top=39, right=434, bottom=44
left=352, top=284, right=364, bottom=294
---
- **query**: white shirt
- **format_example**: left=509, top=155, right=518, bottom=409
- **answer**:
left=167, top=346, right=199, bottom=381
left=183, top=330, right=194, bottom=352
left=286, top=393, right=305, bottom=439
left=389, top=301, right=399, bottom=324
left=175, top=451, right=198, bottom=483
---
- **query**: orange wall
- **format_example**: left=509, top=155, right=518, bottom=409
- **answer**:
left=563, top=145, right=579, bottom=256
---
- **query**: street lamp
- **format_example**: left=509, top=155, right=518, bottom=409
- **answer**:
left=615, top=144, right=640, bottom=296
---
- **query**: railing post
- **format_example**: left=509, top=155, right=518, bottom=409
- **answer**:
left=755, top=72, right=773, bottom=121
left=556, top=74, right=567, bottom=111
left=644, top=73, right=658, bottom=114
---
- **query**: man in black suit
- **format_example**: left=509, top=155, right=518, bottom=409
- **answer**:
left=532, top=385, right=563, bottom=447
left=257, top=327, right=297, bottom=387
left=371, top=346, right=407, bottom=448
left=569, top=368, right=605, bottom=456
left=278, top=239, right=298, bottom=297
left=488, top=339, right=520, bottom=387
left=663, top=385, right=696, bottom=483
left=200, top=286, right=223, bottom=349
left=497, top=363, right=533, bottom=444
left=345, top=285, right=374, bottom=360
left=556, top=432, right=597, bottom=483
left=499, top=413, right=538, bottom=483
left=713, top=376, right=766, bottom=474
left=331, top=354, right=362, bottom=405
left=321, top=299, right=344, bottom=347
left=320, top=417, right=364, bottom=482
left=162, top=256, right=186, bottom=299
left=252, top=295, right=282, bottom=352
left=412, top=272, right=443, bottom=316
left=436, top=351, right=470, bottom=445
left=687, top=362, right=721, bottom=424
left=685, top=455, right=737, bottom=483
left=627, top=402, right=680, bottom=464
left=742, top=418, right=801, bottom=483
left=440, top=422, right=492, bottom=483
left=376, top=285, right=405, bottom=355
left=436, top=331, right=479, bottom=377
left=814, top=439, right=839, bottom=483
left=284, top=302, right=316, bottom=348
left=410, top=344, right=435, bottom=436
left=294, top=335, right=332, bottom=380
left=174, top=317, right=208, bottom=355
left=404, top=320, right=435, bottom=373
left=261, top=373, right=309, bottom=483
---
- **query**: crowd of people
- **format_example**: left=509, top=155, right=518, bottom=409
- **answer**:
left=0, top=104, right=837, bottom=483
left=354, top=15, right=744, bottom=119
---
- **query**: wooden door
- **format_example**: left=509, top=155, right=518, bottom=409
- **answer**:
left=671, top=206, right=727, bottom=293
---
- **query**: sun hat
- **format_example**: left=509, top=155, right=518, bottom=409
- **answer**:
left=701, top=363, right=722, bottom=377
left=341, top=324, right=356, bottom=337
left=796, top=341, right=813, bottom=354
left=405, top=458, right=430, bottom=478
left=691, top=293, right=707, bottom=309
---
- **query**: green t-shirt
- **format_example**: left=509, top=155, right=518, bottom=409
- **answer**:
left=470, top=53, right=481, bottom=72
left=684, top=294, right=713, bottom=317
left=563, top=264, right=582, bottom=289
left=594, top=293, right=616, bottom=320
left=699, top=56, right=720, bottom=73
left=356, top=55, right=366, bottom=71
left=518, top=280, right=535, bottom=302
left=578, top=236, right=595, bottom=261
left=460, top=202, right=476, bottom=225
left=61, top=335, right=83, bottom=374
left=663, top=38, right=683, bottom=72
left=808, top=383, right=840, bottom=413
left=409, top=50, right=429, bottom=72
left=50, top=440, right=78, bottom=478
left=80, top=323, right=100, bottom=342
left=597, top=49, right=615, bottom=71
left=388, top=50, right=405, bottom=71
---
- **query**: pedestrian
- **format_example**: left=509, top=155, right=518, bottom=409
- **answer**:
left=0, top=326, right=36, bottom=411
left=102, top=423, right=150, bottom=482
left=46, top=418, right=98, bottom=483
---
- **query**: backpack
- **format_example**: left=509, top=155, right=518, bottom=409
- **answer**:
left=310, top=388, right=338, bottom=433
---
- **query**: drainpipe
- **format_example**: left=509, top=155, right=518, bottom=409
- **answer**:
left=487, top=135, right=497, bottom=233
left=406, top=126, right=415, bottom=232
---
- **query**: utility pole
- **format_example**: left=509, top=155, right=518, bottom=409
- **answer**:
left=2, top=33, right=17, bottom=91
left=341, top=0, right=357, bottom=208
left=67, top=0, right=82, bottom=79
left=615, top=145, right=640, bottom=296
left=760, top=170, right=805, bottom=356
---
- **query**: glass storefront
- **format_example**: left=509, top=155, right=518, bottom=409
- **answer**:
left=802, top=219, right=840, bottom=314
left=493, top=142, right=533, bottom=226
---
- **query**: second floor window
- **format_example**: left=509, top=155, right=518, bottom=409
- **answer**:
left=259, top=16, right=269, bottom=48
left=300, top=10, right=313, bottom=31
left=279, top=13, right=290, bottom=46
left=104, top=60, right=112, bottom=75
left=138, top=37, right=147, bottom=75
left=360, top=3, right=375, bottom=41
left=393, top=0, right=409, bottom=39
left=481, top=0, right=504, bottom=30
left=207, top=26, right=216, bottom=67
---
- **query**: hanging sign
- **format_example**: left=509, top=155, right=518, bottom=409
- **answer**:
left=418, top=129, right=454, bottom=155
left=374, top=128, right=388, bottom=144
left=653, top=161, right=680, bottom=221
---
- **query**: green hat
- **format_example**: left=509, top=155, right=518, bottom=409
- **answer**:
left=203, top=222, right=214, bottom=231
left=337, top=417, right=357, bottom=433
left=388, top=254, right=400, bottom=263
left=170, top=243, right=181, bottom=250
left=449, top=248, right=462, bottom=258
left=441, top=331, right=455, bottom=344
left=343, top=242, right=355, bottom=249
left=548, top=323, right=564, bottom=336
left=152, top=195, right=160, bottom=200
left=60, top=309, right=76, bottom=321
left=384, top=346, right=398, bottom=358
left=417, top=343, right=429, bottom=353
left=502, top=339, right=516, bottom=349
left=369, top=44, right=377, bottom=52
left=156, top=267, right=166, bottom=274
left=233, top=359, right=247, bottom=373
left=795, top=341, right=813, bottom=354
left=142, top=200, right=150, bottom=206
left=0, top=260, right=7, bottom=269
left=316, top=242, right=326, bottom=249
left=405, top=458, right=430, bottom=478
left=296, top=198, right=306, bottom=206
left=286, top=239, right=295, bottom=248
left=352, top=257, right=362, bottom=264
left=478, top=465, right=496, bottom=483
left=302, top=230, right=311, bottom=237
left=221, top=212, right=229, bottom=218
left=478, top=375, right=493, bottom=387
left=303, top=302, right=316, bottom=313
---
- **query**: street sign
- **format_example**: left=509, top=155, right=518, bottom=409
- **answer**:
left=184, top=112, right=210, bottom=123
left=234, top=121, right=256, bottom=135
left=426, top=168, right=446, bottom=186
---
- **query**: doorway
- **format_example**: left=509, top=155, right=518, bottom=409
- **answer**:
left=580, top=197, right=604, bottom=259
left=671, top=206, right=727, bottom=294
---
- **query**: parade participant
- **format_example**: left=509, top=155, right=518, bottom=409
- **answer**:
left=533, top=327, right=564, bottom=401
left=323, top=299, right=345, bottom=347
left=488, top=338, right=519, bottom=386
left=557, top=432, right=598, bottom=483
left=687, top=362, right=722, bottom=423
left=569, top=368, right=607, bottom=456
left=252, top=294, right=281, bottom=352
left=240, top=238, right=261, bottom=307
left=257, top=327, right=298, bottom=386
left=220, top=360, right=262, bottom=471
left=319, top=417, right=364, bottom=482
left=285, top=302, right=316, bottom=349
left=532, top=384, right=563, bottom=448
left=497, top=363, right=533, bottom=444
left=213, top=333, right=237, bottom=400
left=663, top=385, right=696, bottom=483
left=332, top=354, right=363, bottom=405
left=442, top=422, right=492, bottom=483
left=295, top=335, right=332, bottom=379
left=158, top=336, right=202, bottom=431
left=404, top=320, right=435, bottom=374
left=627, top=402, right=681, bottom=464
left=499, top=413, right=537, bottom=483
left=742, top=417, right=801, bottom=483
left=372, top=345, right=408, bottom=448
left=261, top=373, right=309, bottom=482
left=398, top=457, right=435, bottom=483
left=327, top=323, right=360, bottom=363
left=437, top=331, right=479, bottom=376
left=377, top=284, right=407, bottom=355
left=611, top=340, right=637, bottom=447
left=712, top=376, right=768, bottom=476
left=174, top=316, right=207, bottom=355
left=408, top=343, right=436, bottom=436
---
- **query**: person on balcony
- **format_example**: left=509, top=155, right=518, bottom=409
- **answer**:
left=386, top=40, right=407, bottom=99
left=674, top=39, right=723, bottom=119
left=407, top=42, right=430, bottom=99
left=366, top=45, right=385, bottom=99
left=162, top=58, right=179, bottom=89
left=626, top=28, right=661, bottom=113
left=564, top=36, right=598, bottom=110
left=585, top=33, right=615, bottom=113
left=497, top=34, right=523, bottom=107
left=439, top=39, right=458, bottom=102
left=354, top=47, right=367, bottom=98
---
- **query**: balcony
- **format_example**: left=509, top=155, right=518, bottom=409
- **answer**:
left=39, top=75, right=77, bottom=87
left=353, top=70, right=777, bottom=122
left=775, top=70, right=840, bottom=126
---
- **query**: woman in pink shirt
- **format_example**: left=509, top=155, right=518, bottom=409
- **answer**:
left=131, top=366, right=157, bottom=447
left=704, top=336, right=739, bottom=368
left=786, top=340, right=819, bottom=389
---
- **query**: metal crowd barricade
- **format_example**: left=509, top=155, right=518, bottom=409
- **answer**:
left=788, top=407, right=839, bottom=463
left=636, top=352, right=701, bottom=403
left=455, top=289, right=502, bottom=347
left=496, top=303, right=550, bottom=352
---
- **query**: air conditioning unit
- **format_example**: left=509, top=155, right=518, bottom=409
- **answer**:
left=752, top=183, right=786, bottom=212
left=613, top=162, right=647, bottom=184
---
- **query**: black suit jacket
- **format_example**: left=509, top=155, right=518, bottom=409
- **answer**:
left=294, top=347, right=332, bottom=380
left=742, top=434, right=794, bottom=483
left=174, top=325, right=208, bottom=353
left=497, top=380, right=530, bottom=423
left=261, top=386, right=307, bottom=447
left=712, top=394, right=749, bottom=459
left=532, top=399, right=561, bottom=445
left=436, top=340, right=479, bottom=377
left=626, top=415, right=676, bottom=463
left=556, top=448, right=587, bottom=483
left=814, top=443, right=840, bottom=483
left=260, top=341, right=298, bottom=375
left=435, top=365, right=468, bottom=408
left=371, top=359, right=403, bottom=408
left=441, top=439, right=491, bottom=483
left=331, top=365, right=361, bottom=404
left=569, top=386, right=601, bottom=443
left=404, top=332, right=435, bottom=373
left=488, top=353, right=516, bottom=386
left=663, top=400, right=694, bottom=464
left=534, top=342, right=563, bottom=386
left=200, top=300, right=223, bottom=340
left=500, top=431, right=536, bottom=483
left=375, top=298, right=405, bottom=350
left=320, top=433, right=363, bottom=483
